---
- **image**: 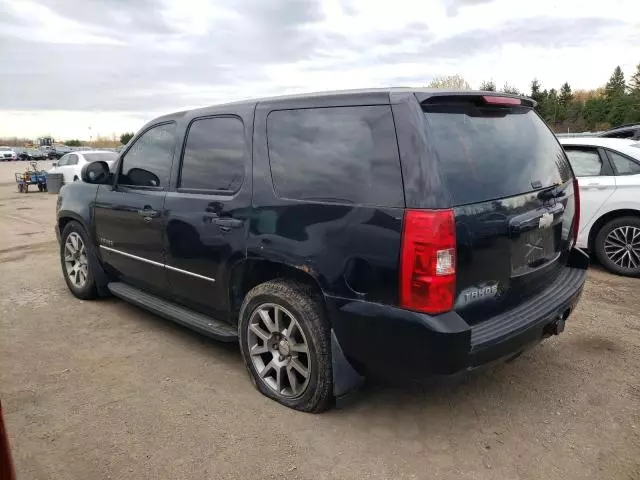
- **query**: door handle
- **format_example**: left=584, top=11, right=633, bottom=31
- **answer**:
left=137, top=207, right=159, bottom=221
left=585, top=183, right=607, bottom=190
left=213, top=217, right=244, bottom=231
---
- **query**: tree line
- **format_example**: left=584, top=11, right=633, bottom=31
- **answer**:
left=428, top=64, right=640, bottom=132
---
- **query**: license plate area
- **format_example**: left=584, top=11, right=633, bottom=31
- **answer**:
left=511, top=227, right=555, bottom=275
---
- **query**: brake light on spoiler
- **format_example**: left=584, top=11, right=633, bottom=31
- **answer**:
left=482, top=95, right=521, bottom=105
left=400, top=209, right=456, bottom=315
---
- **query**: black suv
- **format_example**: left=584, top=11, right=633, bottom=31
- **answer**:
left=56, top=89, right=588, bottom=412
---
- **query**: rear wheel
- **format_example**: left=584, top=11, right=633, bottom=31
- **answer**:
left=238, top=279, right=332, bottom=412
left=594, top=216, right=640, bottom=277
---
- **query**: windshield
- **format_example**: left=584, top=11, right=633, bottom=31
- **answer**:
left=423, top=103, right=573, bottom=206
left=83, top=152, right=118, bottom=163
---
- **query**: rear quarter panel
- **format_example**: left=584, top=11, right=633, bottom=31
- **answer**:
left=249, top=95, right=404, bottom=306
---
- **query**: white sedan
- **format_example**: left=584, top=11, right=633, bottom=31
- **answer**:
left=48, top=150, right=118, bottom=184
left=0, top=146, right=18, bottom=161
left=559, top=137, right=640, bottom=276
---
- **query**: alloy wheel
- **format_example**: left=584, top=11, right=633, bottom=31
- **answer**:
left=247, top=303, right=311, bottom=398
left=604, top=226, right=640, bottom=270
left=64, top=232, right=89, bottom=288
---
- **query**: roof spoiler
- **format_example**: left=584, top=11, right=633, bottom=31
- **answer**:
left=417, top=91, right=536, bottom=108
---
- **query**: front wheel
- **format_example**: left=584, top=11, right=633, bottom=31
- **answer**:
left=60, top=221, right=98, bottom=299
left=238, top=279, right=333, bottom=412
left=594, top=216, right=640, bottom=277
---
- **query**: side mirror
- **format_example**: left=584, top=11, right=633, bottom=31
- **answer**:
left=51, top=161, right=58, bottom=167
left=81, top=161, right=110, bottom=184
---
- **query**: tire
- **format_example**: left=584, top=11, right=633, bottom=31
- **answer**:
left=594, top=216, right=640, bottom=277
left=60, top=221, right=98, bottom=299
left=238, top=279, right=333, bottom=412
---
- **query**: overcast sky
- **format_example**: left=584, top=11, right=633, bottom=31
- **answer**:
left=1, top=0, right=639, bottom=140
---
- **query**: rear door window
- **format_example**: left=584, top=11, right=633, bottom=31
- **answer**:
left=179, top=116, right=245, bottom=192
left=267, top=105, right=403, bottom=207
left=423, top=99, right=572, bottom=206
left=564, top=147, right=605, bottom=176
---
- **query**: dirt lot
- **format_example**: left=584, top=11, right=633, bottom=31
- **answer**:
left=0, top=160, right=639, bottom=480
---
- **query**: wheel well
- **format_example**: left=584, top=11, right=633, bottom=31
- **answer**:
left=588, top=209, right=640, bottom=251
left=229, top=260, right=325, bottom=323
left=58, top=216, right=74, bottom=235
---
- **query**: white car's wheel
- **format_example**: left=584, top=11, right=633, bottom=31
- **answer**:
left=595, top=217, right=640, bottom=277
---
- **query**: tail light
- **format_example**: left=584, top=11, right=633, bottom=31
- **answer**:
left=571, top=177, right=580, bottom=248
left=400, top=209, right=456, bottom=314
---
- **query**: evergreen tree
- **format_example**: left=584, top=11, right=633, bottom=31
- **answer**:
left=583, top=96, right=608, bottom=130
left=626, top=64, right=640, bottom=123
left=530, top=79, right=544, bottom=101
left=628, top=63, right=640, bottom=93
left=543, top=88, right=559, bottom=125
left=605, top=66, right=626, bottom=100
left=608, top=95, right=629, bottom=127
left=559, top=82, right=573, bottom=105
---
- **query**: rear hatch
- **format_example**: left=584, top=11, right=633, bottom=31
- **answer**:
left=422, top=94, right=577, bottom=323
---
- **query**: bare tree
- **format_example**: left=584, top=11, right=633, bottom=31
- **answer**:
left=428, top=74, right=471, bottom=90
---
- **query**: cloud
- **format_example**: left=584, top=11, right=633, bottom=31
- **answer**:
left=0, top=0, right=639, bottom=138
left=442, top=0, right=494, bottom=16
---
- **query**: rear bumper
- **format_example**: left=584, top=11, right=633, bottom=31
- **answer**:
left=328, top=249, right=589, bottom=379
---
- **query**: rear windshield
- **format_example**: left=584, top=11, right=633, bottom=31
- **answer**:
left=83, top=152, right=118, bottom=163
left=423, top=102, right=572, bottom=206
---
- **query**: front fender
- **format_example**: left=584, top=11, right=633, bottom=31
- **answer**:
left=56, top=183, right=100, bottom=235
left=57, top=184, right=110, bottom=295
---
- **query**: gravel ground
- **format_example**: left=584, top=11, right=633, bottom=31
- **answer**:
left=0, top=160, right=639, bottom=480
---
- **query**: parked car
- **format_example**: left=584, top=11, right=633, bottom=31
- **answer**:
left=52, top=145, right=73, bottom=159
left=0, top=146, right=17, bottom=161
left=597, top=123, right=640, bottom=140
left=11, top=147, right=26, bottom=159
left=48, top=150, right=118, bottom=184
left=56, top=89, right=588, bottom=412
left=559, top=137, right=640, bottom=276
left=17, top=148, right=47, bottom=161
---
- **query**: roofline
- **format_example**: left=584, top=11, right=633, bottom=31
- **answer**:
left=152, top=87, right=537, bottom=121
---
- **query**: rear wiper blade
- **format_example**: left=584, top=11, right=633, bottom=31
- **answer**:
left=536, top=183, right=564, bottom=200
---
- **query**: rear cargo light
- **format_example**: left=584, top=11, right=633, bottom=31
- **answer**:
left=482, top=95, right=521, bottom=105
left=571, top=177, right=580, bottom=248
left=400, top=209, right=456, bottom=315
